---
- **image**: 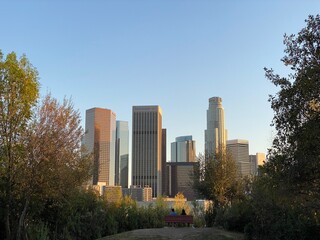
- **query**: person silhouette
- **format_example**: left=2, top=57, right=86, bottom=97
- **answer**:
left=170, top=208, right=177, bottom=216
left=181, top=209, right=186, bottom=215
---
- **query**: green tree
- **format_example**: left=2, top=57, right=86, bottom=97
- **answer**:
left=192, top=150, right=238, bottom=208
left=265, top=14, right=320, bottom=213
left=249, top=15, right=320, bottom=239
left=0, top=51, right=39, bottom=240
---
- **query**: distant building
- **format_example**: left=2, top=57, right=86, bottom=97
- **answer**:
left=143, top=186, right=153, bottom=202
left=227, top=139, right=250, bottom=176
left=84, top=108, right=116, bottom=186
left=123, top=185, right=153, bottom=202
left=205, top=97, right=227, bottom=155
left=162, top=129, right=168, bottom=196
left=256, top=152, right=266, bottom=166
left=250, top=152, right=266, bottom=175
left=132, top=106, right=163, bottom=197
left=171, top=136, right=196, bottom=162
left=115, top=121, right=129, bottom=188
left=249, top=155, right=257, bottom=175
left=167, top=162, right=197, bottom=201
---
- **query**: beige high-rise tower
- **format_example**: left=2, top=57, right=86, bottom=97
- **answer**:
left=227, top=139, right=250, bottom=176
left=132, top=106, right=162, bottom=197
left=84, top=108, right=116, bottom=186
left=205, top=97, right=227, bottom=155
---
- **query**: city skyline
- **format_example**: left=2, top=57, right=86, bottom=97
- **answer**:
left=1, top=2, right=320, bottom=156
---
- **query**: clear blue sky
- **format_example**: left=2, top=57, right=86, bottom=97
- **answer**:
left=1, top=1, right=319, bottom=156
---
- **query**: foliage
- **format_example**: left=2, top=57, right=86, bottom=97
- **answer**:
left=192, top=151, right=238, bottom=207
left=219, top=200, right=253, bottom=232
left=173, top=192, right=191, bottom=215
left=0, top=50, right=39, bottom=239
left=248, top=15, right=320, bottom=239
left=0, top=50, right=92, bottom=239
left=265, top=14, right=320, bottom=194
left=190, top=201, right=206, bottom=227
left=14, top=94, right=92, bottom=239
left=204, top=202, right=216, bottom=227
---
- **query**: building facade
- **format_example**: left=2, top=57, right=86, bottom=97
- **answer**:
left=84, top=108, right=116, bottom=186
left=205, top=97, right=227, bottom=155
left=132, top=106, right=162, bottom=197
left=171, top=135, right=196, bottom=162
left=227, top=139, right=250, bottom=176
left=167, top=162, right=197, bottom=201
left=115, top=121, right=129, bottom=188
left=162, top=128, right=167, bottom=196
left=250, top=152, right=266, bottom=175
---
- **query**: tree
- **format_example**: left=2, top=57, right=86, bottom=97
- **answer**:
left=192, top=150, right=238, bottom=208
left=265, top=14, right=320, bottom=207
left=0, top=51, right=39, bottom=240
left=17, top=94, right=92, bottom=239
left=248, top=15, right=320, bottom=239
left=173, top=192, right=190, bottom=214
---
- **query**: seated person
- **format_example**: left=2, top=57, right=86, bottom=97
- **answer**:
left=181, top=209, right=186, bottom=215
left=170, top=208, right=177, bottom=216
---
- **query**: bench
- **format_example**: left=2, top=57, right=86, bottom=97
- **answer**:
left=164, top=215, right=193, bottom=227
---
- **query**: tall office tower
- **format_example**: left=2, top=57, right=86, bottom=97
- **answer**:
left=132, top=106, right=162, bottom=197
left=84, top=108, right=116, bottom=186
left=205, top=97, right=227, bottom=155
left=171, top=136, right=196, bottom=162
left=115, top=121, right=129, bottom=187
left=227, top=139, right=250, bottom=176
left=161, top=128, right=167, bottom=196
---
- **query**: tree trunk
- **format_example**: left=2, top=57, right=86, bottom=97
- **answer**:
left=16, top=198, right=29, bottom=240
left=5, top=205, right=11, bottom=240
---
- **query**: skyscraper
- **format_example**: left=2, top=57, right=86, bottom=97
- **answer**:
left=227, top=139, right=250, bottom=176
left=84, top=108, right=116, bottom=186
left=115, top=121, right=129, bottom=188
left=171, top=135, right=196, bottom=162
left=205, top=97, right=227, bottom=155
left=161, top=128, right=167, bottom=196
left=132, top=106, right=162, bottom=197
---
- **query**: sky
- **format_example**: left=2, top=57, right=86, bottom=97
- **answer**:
left=1, top=1, right=320, bottom=157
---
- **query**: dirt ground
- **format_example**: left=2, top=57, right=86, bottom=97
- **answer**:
left=98, top=227, right=245, bottom=240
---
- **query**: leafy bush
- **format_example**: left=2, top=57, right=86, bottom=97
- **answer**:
left=27, top=221, right=50, bottom=240
left=220, top=200, right=252, bottom=232
left=191, top=201, right=206, bottom=227
left=204, top=202, right=216, bottom=227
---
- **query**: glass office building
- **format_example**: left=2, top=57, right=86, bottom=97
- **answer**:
left=84, top=108, right=116, bottom=186
left=171, top=135, right=196, bottom=162
left=115, top=121, right=129, bottom=188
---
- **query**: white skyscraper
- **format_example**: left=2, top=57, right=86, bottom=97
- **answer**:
left=205, top=97, right=227, bottom=155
